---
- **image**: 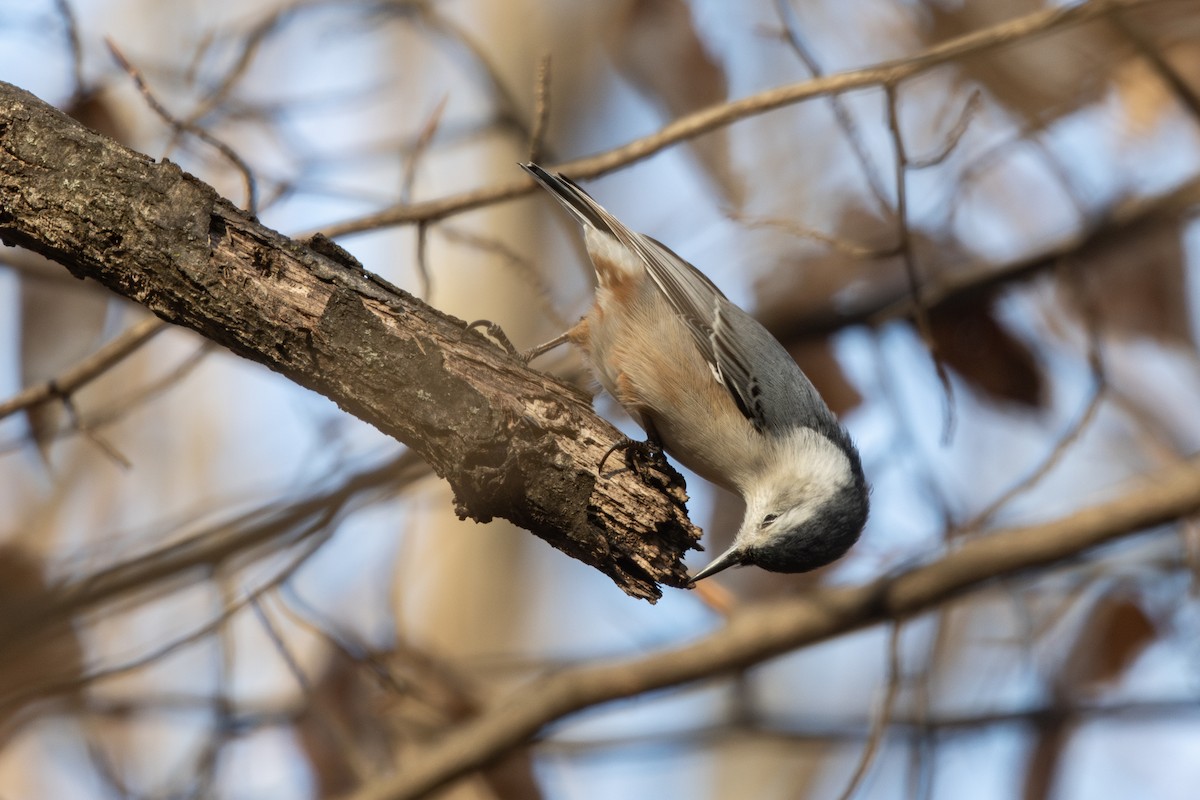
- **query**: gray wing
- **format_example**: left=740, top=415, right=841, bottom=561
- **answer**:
left=632, top=235, right=766, bottom=427
left=522, top=162, right=828, bottom=433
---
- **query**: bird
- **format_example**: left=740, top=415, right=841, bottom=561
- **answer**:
left=519, top=162, right=868, bottom=583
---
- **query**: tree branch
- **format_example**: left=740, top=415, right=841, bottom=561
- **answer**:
left=348, top=455, right=1200, bottom=800
left=0, top=81, right=699, bottom=602
left=319, top=0, right=1169, bottom=237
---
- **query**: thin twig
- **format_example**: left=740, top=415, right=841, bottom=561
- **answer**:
left=772, top=0, right=891, bottom=213
left=250, top=591, right=379, bottom=783
left=187, top=573, right=239, bottom=800
left=0, top=317, right=167, bottom=421
left=835, top=622, right=903, bottom=800
left=415, top=221, right=431, bottom=300
left=344, top=453, right=1200, bottom=800
left=183, top=7, right=291, bottom=127
left=53, top=0, right=86, bottom=103
left=528, top=54, right=552, bottom=163
left=727, top=210, right=893, bottom=258
left=59, top=394, right=132, bottom=469
left=972, top=385, right=1106, bottom=532
left=0, top=340, right=213, bottom=456
left=400, top=94, right=449, bottom=204
left=960, top=255, right=1109, bottom=532
left=1111, top=9, right=1200, bottom=122
left=319, top=0, right=1164, bottom=237
left=909, top=89, right=984, bottom=169
left=106, top=39, right=259, bottom=214
left=438, top=224, right=570, bottom=330
left=885, top=83, right=957, bottom=443
left=0, top=530, right=332, bottom=717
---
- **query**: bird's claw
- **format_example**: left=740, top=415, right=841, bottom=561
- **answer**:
left=466, top=319, right=522, bottom=360
left=599, top=436, right=669, bottom=477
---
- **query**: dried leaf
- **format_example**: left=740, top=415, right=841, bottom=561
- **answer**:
left=928, top=295, right=1044, bottom=408
left=921, top=0, right=1119, bottom=127
left=65, top=87, right=130, bottom=143
left=787, top=337, right=862, bottom=417
left=1112, top=11, right=1200, bottom=138
left=1064, top=209, right=1191, bottom=346
left=609, top=0, right=743, bottom=205
left=19, top=275, right=110, bottom=459
left=1061, top=594, right=1157, bottom=690
left=0, top=545, right=85, bottom=737
left=296, top=648, right=541, bottom=799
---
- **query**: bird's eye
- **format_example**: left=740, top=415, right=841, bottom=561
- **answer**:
left=760, top=513, right=779, bottom=529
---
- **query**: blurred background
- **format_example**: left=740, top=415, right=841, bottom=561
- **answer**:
left=2, top=0, right=1200, bottom=797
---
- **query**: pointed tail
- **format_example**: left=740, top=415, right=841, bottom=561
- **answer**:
left=520, top=162, right=614, bottom=234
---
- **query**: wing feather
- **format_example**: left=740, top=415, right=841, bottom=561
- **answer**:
left=522, top=162, right=771, bottom=431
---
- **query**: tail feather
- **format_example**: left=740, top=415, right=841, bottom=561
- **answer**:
left=520, top=162, right=613, bottom=234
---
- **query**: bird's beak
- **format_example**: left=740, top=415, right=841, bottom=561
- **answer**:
left=689, top=545, right=745, bottom=584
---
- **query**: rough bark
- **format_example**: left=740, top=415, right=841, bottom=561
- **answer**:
left=0, top=81, right=700, bottom=601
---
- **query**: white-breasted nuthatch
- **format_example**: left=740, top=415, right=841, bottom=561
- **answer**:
left=520, top=163, right=868, bottom=583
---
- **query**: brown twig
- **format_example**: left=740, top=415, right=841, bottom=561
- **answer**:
left=835, top=622, right=903, bottom=800
left=0, top=526, right=333, bottom=717
left=400, top=94, right=449, bottom=204
left=726, top=210, right=891, bottom=258
left=344, top=454, right=1200, bottom=800
left=414, top=221, right=431, bottom=300
left=961, top=271, right=1108, bottom=533
left=249, top=593, right=377, bottom=785
left=1111, top=9, right=1200, bottom=122
left=0, top=317, right=167, bottom=421
left=418, top=3, right=530, bottom=143
left=53, top=0, right=85, bottom=103
left=320, top=0, right=1166, bottom=238
left=106, top=39, right=259, bottom=214
left=0, top=340, right=213, bottom=457
left=58, top=393, right=132, bottom=469
left=909, top=89, right=984, bottom=170
left=772, top=0, right=891, bottom=213
left=438, top=224, right=570, bottom=331
left=528, top=54, right=551, bottom=164
left=885, top=83, right=957, bottom=442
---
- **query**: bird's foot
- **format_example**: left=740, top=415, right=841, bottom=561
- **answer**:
left=466, top=319, right=522, bottom=359
left=598, top=436, right=670, bottom=477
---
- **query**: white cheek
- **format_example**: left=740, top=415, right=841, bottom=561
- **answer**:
left=737, top=428, right=851, bottom=546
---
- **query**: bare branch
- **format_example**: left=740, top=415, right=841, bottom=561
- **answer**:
left=835, top=622, right=902, bottom=800
left=0, top=317, right=166, bottom=421
left=320, top=0, right=1169, bottom=237
left=528, top=54, right=551, bottom=164
left=772, top=0, right=891, bottom=213
left=106, top=39, right=259, bottom=213
left=885, top=83, right=957, bottom=441
left=0, top=81, right=699, bottom=601
left=346, top=454, right=1200, bottom=800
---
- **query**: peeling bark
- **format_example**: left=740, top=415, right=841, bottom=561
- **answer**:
left=0, top=81, right=700, bottom=601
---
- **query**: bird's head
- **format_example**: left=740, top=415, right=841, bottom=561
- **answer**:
left=690, top=427, right=868, bottom=583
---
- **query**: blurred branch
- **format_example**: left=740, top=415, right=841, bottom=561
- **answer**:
left=772, top=0, right=891, bottom=212
left=835, top=622, right=902, bottom=800
left=763, top=176, right=1200, bottom=341
left=885, top=83, right=957, bottom=441
left=0, top=317, right=166, bottom=421
left=0, top=339, right=214, bottom=456
left=0, top=81, right=699, bottom=601
left=106, top=39, right=259, bottom=214
left=0, top=452, right=421, bottom=719
left=1111, top=9, right=1200, bottom=121
left=320, top=0, right=1170, bottom=237
left=348, top=455, right=1200, bottom=800
left=52, top=0, right=86, bottom=103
